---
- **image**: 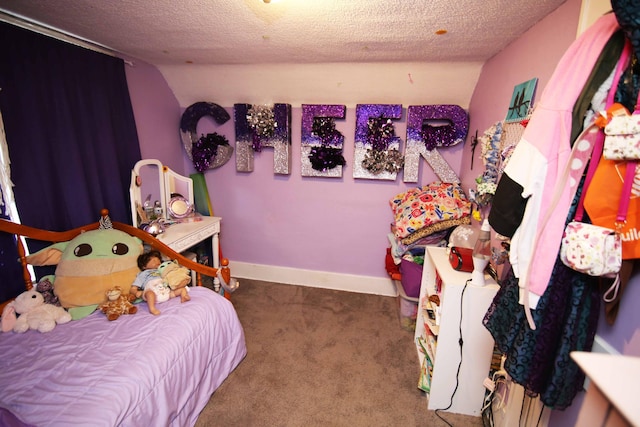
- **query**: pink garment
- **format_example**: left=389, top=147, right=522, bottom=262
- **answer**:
left=503, top=13, right=620, bottom=312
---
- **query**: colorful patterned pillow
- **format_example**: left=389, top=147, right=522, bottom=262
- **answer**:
left=390, top=182, right=471, bottom=240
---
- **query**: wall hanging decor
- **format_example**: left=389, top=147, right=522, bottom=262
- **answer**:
left=353, top=104, right=403, bottom=180
left=301, top=104, right=347, bottom=177
left=404, top=105, right=468, bottom=183
left=234, top=103, right=292, bottom=174
left=180, top=102, right=233, bottom=170
left=469, top=122, right=503, bottom=221
left=505, top=78, right=538, bottom=123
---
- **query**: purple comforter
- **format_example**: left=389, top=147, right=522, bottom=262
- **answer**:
left=0, top=286, right=246, bottom=427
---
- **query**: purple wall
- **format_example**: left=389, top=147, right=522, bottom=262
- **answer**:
left=124, top=0, right=639, bottom=422
left=124, top=57, right=185, bottom=174
left=176, top=106, right=463, bottom=280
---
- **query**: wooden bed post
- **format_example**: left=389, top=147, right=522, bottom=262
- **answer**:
left=16, top=234, right=33, bottom=291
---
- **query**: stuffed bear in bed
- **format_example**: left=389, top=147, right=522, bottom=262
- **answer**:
left=25, top=223, right=143, bottom=319
left=1, top=290, right=72, bottom=333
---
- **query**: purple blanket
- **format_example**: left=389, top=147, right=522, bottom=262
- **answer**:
left=0, top=286, right=246, bottom=426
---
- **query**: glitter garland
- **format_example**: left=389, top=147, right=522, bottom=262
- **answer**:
left=308, top=117, right=346, bottom=171
left=362, top=148, right=404, bottom=174
left=362, top=114, right=404, bottom=174
left=421, top=121, right=456, bottom=150
left=367, top=115, right=395, bottom=151
left=246, top=104, right=277, bottom=152
left=192, top=132, right=230, bottom=173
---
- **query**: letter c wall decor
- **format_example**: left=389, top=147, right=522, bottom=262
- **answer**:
left=180, top=102, right=233, bottom=170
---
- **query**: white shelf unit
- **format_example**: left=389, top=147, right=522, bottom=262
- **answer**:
left=414, top=246, right=499, bottom=417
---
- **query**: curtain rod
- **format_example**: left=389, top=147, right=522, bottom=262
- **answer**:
left=0, top=10, right=133, bottom=66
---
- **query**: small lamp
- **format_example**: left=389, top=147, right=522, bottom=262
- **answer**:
left=471, top=219, right=491, bottom=286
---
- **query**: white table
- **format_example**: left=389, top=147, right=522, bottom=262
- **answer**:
left=572, top=351, right=640, bottom=427
left=156, top=216, right=222, bottom=287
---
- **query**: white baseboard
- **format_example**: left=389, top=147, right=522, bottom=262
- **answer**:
left=230, top=261, right=397, bottom=297
left=592, top=334, right=619, bottom=356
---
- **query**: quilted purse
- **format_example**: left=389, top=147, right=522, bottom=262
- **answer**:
left=603, top=105, right=640, bottom=160
left=560, top=222, right=621, bottom=278
left=560, top=156, right=636, bottom=279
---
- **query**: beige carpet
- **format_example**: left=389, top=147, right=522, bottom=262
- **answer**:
left=196, top=279, right=484, bottom=427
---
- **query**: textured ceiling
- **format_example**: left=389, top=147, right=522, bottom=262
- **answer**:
left=0, top=0, right=568, bottom=66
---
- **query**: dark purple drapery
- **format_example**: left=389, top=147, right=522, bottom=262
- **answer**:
left=0, top=22, right=142, bottom=298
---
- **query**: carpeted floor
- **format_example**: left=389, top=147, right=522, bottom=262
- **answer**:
left=195, top=279, right=484, bottom=427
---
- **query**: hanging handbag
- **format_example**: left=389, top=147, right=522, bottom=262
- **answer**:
left=585, top=63, right=640, bottom=260
left=603, top=105, right=640, bottom=160
left=558, top=43, right=635, bottom=277
left=560, top=161, right=635, bottom=277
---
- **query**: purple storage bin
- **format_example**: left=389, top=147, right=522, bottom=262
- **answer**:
left=400, top=258, right=423, bottom=298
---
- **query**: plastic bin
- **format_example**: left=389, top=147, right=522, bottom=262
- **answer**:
left=399, top=258, right=423, bottom=298
left=393, top=279, right=419, bottom=331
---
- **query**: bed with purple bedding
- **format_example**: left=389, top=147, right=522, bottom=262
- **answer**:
left=0, top=286, right=246, bottom=426
left=0, top=213, right=246, bottom=427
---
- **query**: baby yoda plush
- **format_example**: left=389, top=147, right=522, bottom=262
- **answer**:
left=26, top=228, right=143, bottom=316
left=1, top=290, right=72, bottom=333
left=158, top=260, right=191, bottom=290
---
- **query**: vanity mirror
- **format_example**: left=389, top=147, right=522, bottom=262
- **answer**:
left=130, top=159, right=195, bottom=227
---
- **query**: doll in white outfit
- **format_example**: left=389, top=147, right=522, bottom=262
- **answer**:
left=129, top=250, right=190, bottom=315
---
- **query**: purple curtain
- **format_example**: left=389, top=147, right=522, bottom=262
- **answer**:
left=0, top=22, right=142, bottom=294
left=0, top=22, right=141, bottom=229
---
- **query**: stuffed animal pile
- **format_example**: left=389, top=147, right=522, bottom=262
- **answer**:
left=26, top=225, right=143, bottom=319
left=98, top=287, right=138, bottom=321
left=1, top=290, right=72, bottom=333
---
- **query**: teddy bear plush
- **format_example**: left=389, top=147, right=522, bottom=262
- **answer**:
left=98, top=286, right=138, bottom=321
left=158, top=260, right=191, bottom=290
left=1, top=290, right=72, bottom=333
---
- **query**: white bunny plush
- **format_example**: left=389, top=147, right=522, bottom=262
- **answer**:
left=1, top=290, right=72, bottom=333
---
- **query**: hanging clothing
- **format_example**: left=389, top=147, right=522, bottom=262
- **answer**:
left=484, top=14, right=628, bottom=410
left=488, top=13, right=621, bottom=311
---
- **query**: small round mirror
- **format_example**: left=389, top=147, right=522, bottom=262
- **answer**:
left=168, top=195, right=194, bottom=218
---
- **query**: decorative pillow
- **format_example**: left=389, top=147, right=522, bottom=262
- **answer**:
left=401, top=217, right=470, bottom=246
left=390, top=182, right=471, bottom=240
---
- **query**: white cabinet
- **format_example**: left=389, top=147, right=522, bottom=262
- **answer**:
left=414, top=246, right=499, bottom=417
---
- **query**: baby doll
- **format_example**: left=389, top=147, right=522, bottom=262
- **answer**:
left=129, top=250, right=190, bottom=315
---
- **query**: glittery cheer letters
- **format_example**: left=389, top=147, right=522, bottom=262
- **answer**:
left=403, top=105, right=468, bottom=183
left=234, top=103, right=292, bottom=174
left=301, top=104, right=347, bottom=177
left=353, top=104, right=403, bottom=180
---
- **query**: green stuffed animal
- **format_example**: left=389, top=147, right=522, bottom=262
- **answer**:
left=158, top=260, right=191, bottom=290
left=26, top=227, right=143, bottom=319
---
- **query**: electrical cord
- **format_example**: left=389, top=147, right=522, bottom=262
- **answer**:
left=434, top=279, right=470, bottom=427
